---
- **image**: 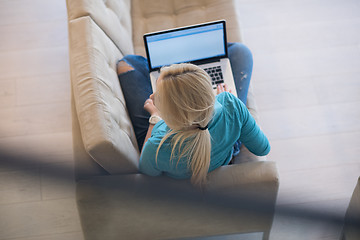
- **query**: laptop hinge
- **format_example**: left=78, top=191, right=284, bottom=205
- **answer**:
left=193, top=57, right=222, bottom=66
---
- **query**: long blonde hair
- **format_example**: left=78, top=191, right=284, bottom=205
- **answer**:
left=155, top=63, right=215, bottom=187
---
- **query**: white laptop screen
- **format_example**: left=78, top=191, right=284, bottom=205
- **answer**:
left=144, top=21, right=227, bottom=71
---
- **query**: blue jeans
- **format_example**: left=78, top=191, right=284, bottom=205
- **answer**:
left=118, top=43, right=253, bottom=152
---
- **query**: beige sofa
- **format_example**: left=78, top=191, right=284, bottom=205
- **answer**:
left=342, top=177, right=360, bottom=240
left=66, top=0, right=279, bottom=239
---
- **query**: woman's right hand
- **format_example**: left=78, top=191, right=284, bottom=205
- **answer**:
left=216, top=83, right=233, bottom=95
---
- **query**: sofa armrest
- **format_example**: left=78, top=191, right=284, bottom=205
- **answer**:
left=66, top=0, right=134, bottom=55
left=206, top=161, right=279, bottom=190
left=68, top=16, right=140, bottom=175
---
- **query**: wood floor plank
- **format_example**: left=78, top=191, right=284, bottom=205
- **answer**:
left=276, top=163, right=360, bottom=205
left=0, top=102, right=71, bottom=138
left=270, top=198, right=349, bottom=240
left=0, top=169, right=41, bottom=205
left=269, top=131, right=360, bottom=172
left=253, top=77, right=319, bottom=111
left=242, top=18, right=360, bottom=54
left=313, top=73, right=360, bottom=105
left=0, top=72, right=71, bottom=109
left=0, top=20, right=68, bottom=52
left=260, top=101, right=360, bottom=140
left=0, top=132, right=73, bottom=169
left=0, top=0, right=67, bottom=26
left=253, top=71, right=360, bottom=111
left=40, top=161, right=76, bottom=201
left=251, top=45, right=360, bottom=84
left=15, top=73, right=71, bottom=107
left=2, top=232, right=84, bottom=240
left=0, top=198, right=82, bottom=239
left=0, top=47, right=69, bottom=80
left=0, top=79, right=16, bottom=108
left=236, top=0, right=360, bottom=28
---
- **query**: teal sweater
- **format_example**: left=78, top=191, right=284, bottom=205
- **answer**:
left=139, top=92, right=270, bottom=178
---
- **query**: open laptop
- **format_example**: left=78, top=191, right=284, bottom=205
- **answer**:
left=143, top=20, right=237, bottom=97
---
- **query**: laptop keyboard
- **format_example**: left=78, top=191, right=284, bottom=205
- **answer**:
left=203, top=66, right=224, bottom=89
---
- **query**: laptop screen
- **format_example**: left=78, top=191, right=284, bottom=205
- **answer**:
left=144, top=21, right=227, bottom=71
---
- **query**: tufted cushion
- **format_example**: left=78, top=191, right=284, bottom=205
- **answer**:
left=68, top=16, right=139, bottom=174
left=131, top=0, right=243, bottom=57
left=66, top=0, right=134, bottom=56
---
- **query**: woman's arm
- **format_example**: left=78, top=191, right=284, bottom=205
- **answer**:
left=238, top=100, right=270, bottom=156
left=141, top=95, right=160, bottom=153
left=141, top=124, right=155, bottom=153
left=218, top=84, right=270, bottom=156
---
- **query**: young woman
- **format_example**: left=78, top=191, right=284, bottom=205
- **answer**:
left=117, top=43, right=270, bottom=187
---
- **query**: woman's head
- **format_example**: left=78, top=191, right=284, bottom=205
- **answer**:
left=155, top=63, right=215, bottom=130
left=154, top=63, right=215, bottom=187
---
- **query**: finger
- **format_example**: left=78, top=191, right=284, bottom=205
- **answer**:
left=144, top=101, right=152, bottom=111
left=220, top=83, right=225, bottom=92
left=223, top=84, right=228, bottom=92
left=217, top=84, right=224, bottom=94
left=144, top=99, right=151, bottom=107
left=216, top=84, right=221, bottom=95
left=145, top=98, right=153, bottom=104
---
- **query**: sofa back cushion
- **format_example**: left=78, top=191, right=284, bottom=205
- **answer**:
left=68, top=16, right=139, bottom=174
left=131, top=0, right=243, bottom=56
left=66, top=0, right=134, bottom=56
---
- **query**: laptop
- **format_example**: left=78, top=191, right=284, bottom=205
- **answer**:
left=143, top=20, right=237, bottom=97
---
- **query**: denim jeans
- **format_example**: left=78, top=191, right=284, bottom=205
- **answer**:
left=118, top=43, right=253, bottom=152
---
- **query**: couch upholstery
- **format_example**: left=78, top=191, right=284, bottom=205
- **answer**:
left=66, top=0, right=279, bottom=239
left=342, top=177, right=360, bottom=240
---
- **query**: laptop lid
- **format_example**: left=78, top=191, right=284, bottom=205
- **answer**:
left=143, top=20, right=228, bottom=72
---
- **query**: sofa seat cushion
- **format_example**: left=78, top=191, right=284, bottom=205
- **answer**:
left=68, top=16, right=140, bottom=174
left=76, top=161, right=279, bottom=240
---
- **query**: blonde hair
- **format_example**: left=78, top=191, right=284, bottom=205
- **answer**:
left=155, top=63, right=215, bottom=187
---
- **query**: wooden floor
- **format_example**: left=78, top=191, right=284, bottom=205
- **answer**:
left=237, top=0, right=360, bottom=239
left=0, top=0, right=359, bottom=239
